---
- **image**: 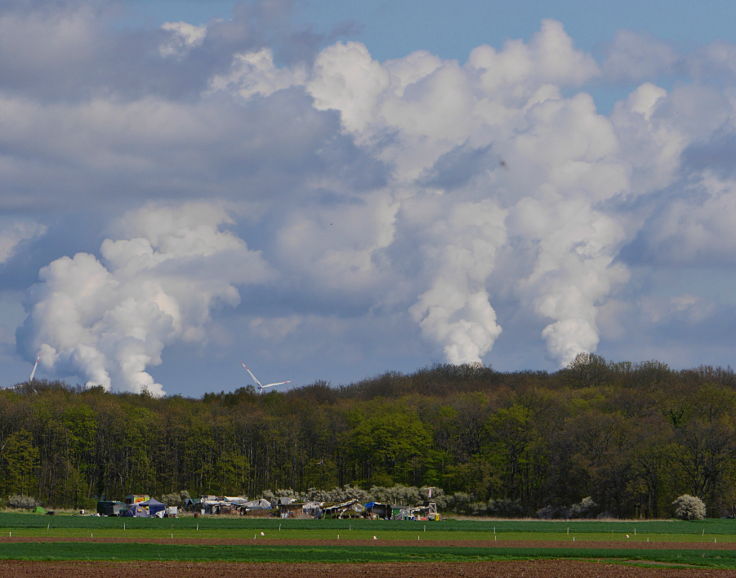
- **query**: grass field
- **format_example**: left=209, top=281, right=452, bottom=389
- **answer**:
left=0, top=542, right=735, bottom=569
left=0, top=526, right=734, bottom=544
left=2, top=512, right=736, bottom=533
left=2, top=513, right=736, bottom=569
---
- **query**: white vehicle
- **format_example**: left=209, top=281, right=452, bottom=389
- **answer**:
left=241, top=362, right=291, bottom=393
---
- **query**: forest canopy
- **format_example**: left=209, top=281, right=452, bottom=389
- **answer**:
left=1, top=354, right=735, bottom=518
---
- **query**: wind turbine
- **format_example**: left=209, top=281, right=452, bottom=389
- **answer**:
left=240, top=362, right=291, bottom=393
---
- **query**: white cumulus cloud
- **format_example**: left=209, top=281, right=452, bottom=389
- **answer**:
left=0, top=220, right=46, bottom=264
left=159, top=21, right=207, bottom=58
left=208, top=48, right=307, bottom=98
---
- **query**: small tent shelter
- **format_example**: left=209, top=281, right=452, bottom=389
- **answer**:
left=139, top=498, right=166, bottom=518
left=121, top=498, right=166, bottom=517
left=121, top=503, right=146, bottom=517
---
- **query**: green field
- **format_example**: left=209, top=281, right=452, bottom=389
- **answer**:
left=0, top=526, right=734, bottom=544
left=1, top=512, right=735, bottom=535
left=0, top=542, right=735, bottom=569
left=2, top=513, right=736, bottom=569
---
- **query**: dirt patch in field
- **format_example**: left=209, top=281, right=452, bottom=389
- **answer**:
left=0, top=536, right=735, bottom=550
left=0, top=560, right=733, bottom=577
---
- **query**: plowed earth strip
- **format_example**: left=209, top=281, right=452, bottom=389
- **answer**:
left=0, top=560, right=734, bottom=577
left=0, top=537, right=735, bottom=549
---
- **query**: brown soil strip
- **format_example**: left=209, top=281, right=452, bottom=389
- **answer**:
left=0, top=560, right=734, bottom=577
left=0, top=536, right=735, bottom=550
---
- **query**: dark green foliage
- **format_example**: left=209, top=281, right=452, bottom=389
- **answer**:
left=2, top=359, right=736, bottom=517
left=0, top=430, right=39, bottom=498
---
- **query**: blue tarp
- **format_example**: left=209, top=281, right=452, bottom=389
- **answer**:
left=121, top=498, right=166, bottom=517
left=139, top=498, right=166, bottom=517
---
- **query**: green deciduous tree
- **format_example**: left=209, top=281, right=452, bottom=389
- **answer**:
left=0, top=429, right=40, bottom=497
left=348, top=405, right=432, bottom=486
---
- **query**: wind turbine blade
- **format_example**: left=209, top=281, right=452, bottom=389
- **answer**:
left=240, top=362, right=263, bottom=388
left=263, top=380, right=291, bottom=387
left=29, top=355, right=40, bottom=382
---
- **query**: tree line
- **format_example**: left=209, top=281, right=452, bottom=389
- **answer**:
left=1, top=353, right=735, bottom=518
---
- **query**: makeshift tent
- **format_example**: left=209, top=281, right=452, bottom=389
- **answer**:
left=120, top=498, right=165, bottom=518
left=322, top=499, right=364, bottom=519
left=183, top=498, right=202, bottom=511
left=364, top=502, right=391, bottom=519
left=121, top=503, right=146, bottom=517
left=224, top=496, right=247, bottom=505
left=302, top=501, right=322, bottom=518
left=139, top=498, right=166, bottom=517
left=244, top=499, right=271, bottom=510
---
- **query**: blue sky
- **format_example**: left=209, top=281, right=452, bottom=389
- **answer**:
left=126, top=1, right=736, bottom=57
left=2, top=0, right=736, bottom=396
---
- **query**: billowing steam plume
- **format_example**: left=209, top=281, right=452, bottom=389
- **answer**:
left=300, top=20, right=626, bottom=366
left=19, top=202, right=271, bottom=395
